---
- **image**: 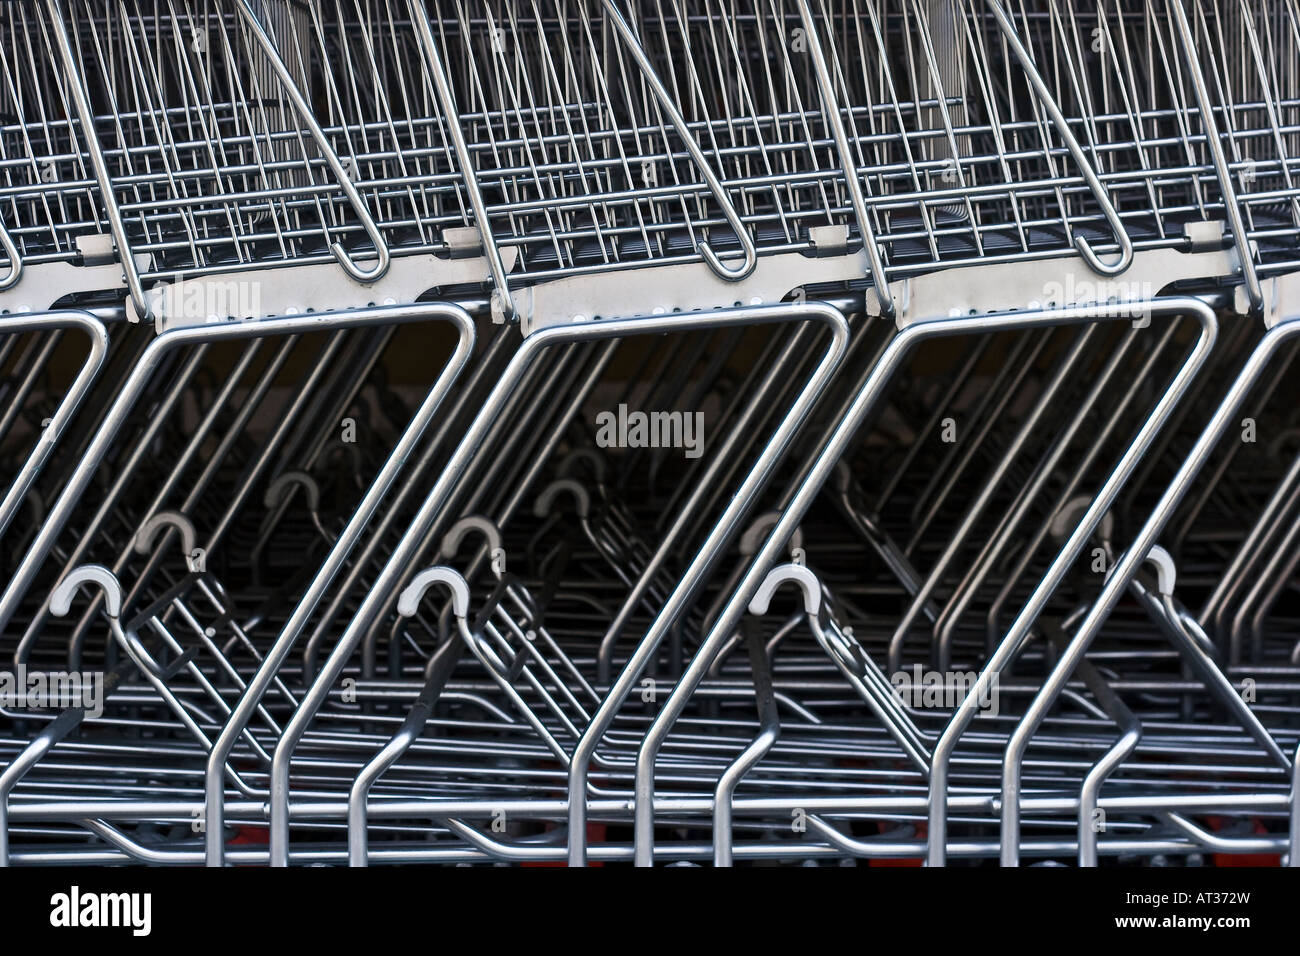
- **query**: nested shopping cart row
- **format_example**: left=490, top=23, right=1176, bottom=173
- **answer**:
left=1, top=1, right=1300, bottom=868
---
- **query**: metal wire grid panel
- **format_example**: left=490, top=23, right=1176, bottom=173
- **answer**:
left=0, top=0, right=1289, bottom=315
left=59, top=0, right=475, bottom=287
left=0, top=6, right=111, bottom=277
left=1188, top=0, right=1300, bottom=277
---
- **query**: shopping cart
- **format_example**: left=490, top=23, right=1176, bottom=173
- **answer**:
left=1, top=0, right=1298, bottom=869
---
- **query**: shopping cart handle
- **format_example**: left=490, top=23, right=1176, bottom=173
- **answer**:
left=50, top=565, right=123, bottom=620
left=397, top=566, right=470, bottom=620
left=749, top=563, right=821, bottom=618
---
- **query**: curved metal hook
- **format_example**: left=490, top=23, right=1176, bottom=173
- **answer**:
left=397, top=566, right=471, bottom=620
left=0, top=216, right=23, bottom=291
left=739, top=511, right=804, bottom=556
left=699, top=235, right=758, bottom=283
left=440, top=515, right=506, bottom=577
left=984, top=0, right=1133, bottom=277
left=533, top=478, right=591, bottom=520
left=1141, top=544, right=1178, bottom=598
left=236, top=0, right=391, bottom=284
left=1072, top=233, right=1132, bottom=278
left=748, top=563, right=822, bottom=617
left=599, top=0, right=757, bottom=281
left=329, top=231, right=390, bottom=283
left=133, top=510, right=201, bottom=571
left=51, top=564, right=123, bottom=619
left=263, top=470, right=321, bottom=513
